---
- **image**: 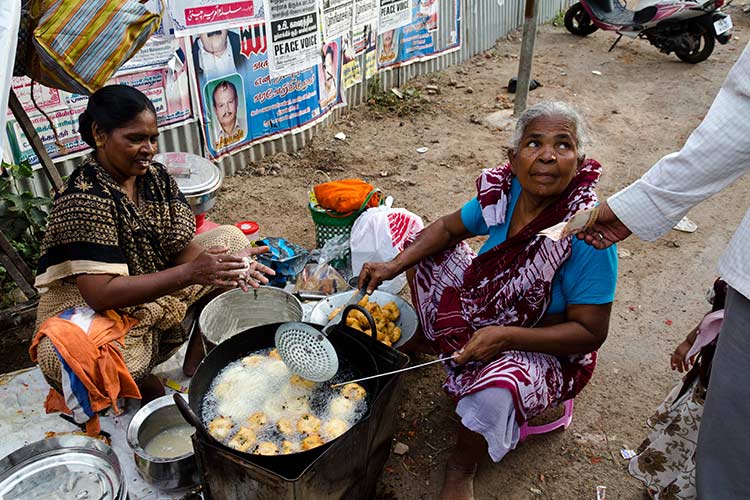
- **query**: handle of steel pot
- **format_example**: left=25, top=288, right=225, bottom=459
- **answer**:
left=173, top=393, right=211, bottom=442
left=341, top=304, right=380, bottom=348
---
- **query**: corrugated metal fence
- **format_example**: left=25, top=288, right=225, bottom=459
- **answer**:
left=27, top=0, right=569, bottom=193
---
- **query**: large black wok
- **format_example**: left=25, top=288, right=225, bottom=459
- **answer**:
left=175, top=305, right=381, bottom=469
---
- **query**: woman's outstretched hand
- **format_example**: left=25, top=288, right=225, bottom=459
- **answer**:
left=453, top=326, right=513, bottom=364
left=235, top=245, right=275, bottom=292
left=670, top=338, right=695, bottom=373
left=188, top=246, right=247, bottom=288
left=576, top=201, right=632, bottom=249
left=358, top=261, right=400, bottom=294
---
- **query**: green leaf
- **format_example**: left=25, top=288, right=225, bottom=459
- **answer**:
left=16, top=161, right=33, bottom=179
left=28, top=206, right=48, bottom=228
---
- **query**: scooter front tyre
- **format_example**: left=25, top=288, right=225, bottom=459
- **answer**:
left=564, top=3, right=599, bottom=36
left=674, top=22, right=714, bottom=63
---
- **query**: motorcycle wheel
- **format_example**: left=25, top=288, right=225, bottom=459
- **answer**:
left=675, top=22, right=714, bottom=63
left=564, top=3, right=599, bottom=36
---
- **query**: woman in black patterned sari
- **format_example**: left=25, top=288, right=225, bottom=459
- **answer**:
left=31, top=85, right=273, bottom=404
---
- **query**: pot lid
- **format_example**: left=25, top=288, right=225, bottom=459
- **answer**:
left=0, top=435, right=125, bottom=500
left=153, top=152, right=222, bottom=196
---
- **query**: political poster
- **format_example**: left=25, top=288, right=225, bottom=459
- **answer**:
left=377, top=0, right=459, bottom=70
left=167, top=0, right=264, bottom=37
left=322, top=0, right=354, bottom=42
left=191, top=24, right=343, bottom=160
left=379, top=0, right=411, bottom=33
left=263, top=0, right=321, bottom=78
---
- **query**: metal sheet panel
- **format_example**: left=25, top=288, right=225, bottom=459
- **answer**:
left=28, top=0, right=567, bottom=193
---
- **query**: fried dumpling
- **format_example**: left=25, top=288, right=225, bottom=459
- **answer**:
left=255, top=441, right=280, bottom=456
left=281, top=439, right=299, bottom=455
left=321, top=418, right=349, bottom=440
left=242, top=354, right=266, bottom=367
left=246, top=411, right=268, bottom=431
left=328, top=397, right=355, bottom=419
left=340, top=383, right=366, bottom=401
left=227, top=427, right=257, bottom=452
left=277, top=417, right=296, bottom=437
left=301, top=433, right=325, bottom=450
left=297, top=413, right=322, bottom=434
left=208, top=416, right=233, bottom=441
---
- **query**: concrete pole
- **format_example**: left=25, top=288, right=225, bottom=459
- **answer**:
left=513, top=0, right=538, bottom=117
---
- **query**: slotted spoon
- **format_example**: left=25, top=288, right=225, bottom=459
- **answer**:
left=275, top=288, right=366, bottom=382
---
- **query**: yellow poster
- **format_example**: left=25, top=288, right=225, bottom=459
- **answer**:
left=343, top=59, right=362, bottom=89
left=365, top=49, right=377, bottom=79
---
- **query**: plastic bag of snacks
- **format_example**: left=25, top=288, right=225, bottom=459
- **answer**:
left=296, top=234, right=352, bottom=296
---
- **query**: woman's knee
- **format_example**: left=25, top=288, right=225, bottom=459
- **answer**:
left=36, top=336, right=62, bottom=387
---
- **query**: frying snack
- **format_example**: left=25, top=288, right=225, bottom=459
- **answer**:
left=277, top=417, right=296, bottom=437
left=340, top=383, right=366, bottom=401
left=281, top=440, right=299, bottom=454
left=268, top=349, right=282, bottom=360
left=290, top=374, right=317, bottom=390
left=246, top=412, right=268, bottom=431
left=321, top=418, right=349, bottom=440
left=228, top=427, right=257, bottom=452
left=301, top=433, right=325, bottom=450
left=328, top=397, right=355, bottom=419
left=255, top=441, right=280, bottom=456
left=208, top=417, right=233, bottom=441
left=297, top=413, right=322, bottom=434
left=328, top=296, right=403, bottom=345
left=241, top=355, right=265, bottom=367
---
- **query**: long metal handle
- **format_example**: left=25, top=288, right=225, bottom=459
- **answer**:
left=330, top=354, right=458, bottom=388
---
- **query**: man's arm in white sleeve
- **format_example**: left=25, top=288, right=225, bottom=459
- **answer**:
left=607, top=42, right=750, bottom=242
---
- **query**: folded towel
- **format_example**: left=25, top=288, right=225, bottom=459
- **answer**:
left=30, top=307, right=140, bottom=436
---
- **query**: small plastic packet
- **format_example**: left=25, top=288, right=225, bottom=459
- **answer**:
left=255, top=237, right=310, bottom=285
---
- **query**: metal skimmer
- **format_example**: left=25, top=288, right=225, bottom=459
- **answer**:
left=275, top=288, right=366, bottom=382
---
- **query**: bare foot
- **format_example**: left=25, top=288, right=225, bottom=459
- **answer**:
left=138, top=374, right=165, bottom=406
left=439, top=460, right=477, bottom=500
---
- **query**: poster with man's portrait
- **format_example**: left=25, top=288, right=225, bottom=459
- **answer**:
left=318, top=41, right=343, bottom=110
left=203, top=75, right=247, bottom=152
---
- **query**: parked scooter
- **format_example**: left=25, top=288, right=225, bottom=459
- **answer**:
left=564, top=0, right=733, bottom=63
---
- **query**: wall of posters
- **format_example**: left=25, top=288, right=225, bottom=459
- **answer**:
left=167, top=0, right=265, bottom=37
left=263, top=0, right=322, bottom=78
left=191, top=24, right=343, bottom=160
left=323, top=0, right=354, bottom=42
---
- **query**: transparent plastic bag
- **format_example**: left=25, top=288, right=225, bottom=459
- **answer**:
left=295, top=234, right=352, bottom=296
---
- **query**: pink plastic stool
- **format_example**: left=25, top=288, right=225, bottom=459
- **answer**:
left=519, top=399, right=574, bottom=442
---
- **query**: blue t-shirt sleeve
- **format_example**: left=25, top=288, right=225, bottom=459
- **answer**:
left=560, top=239, right=618, bottom=305
left=460, top=198, right=489, bottom=236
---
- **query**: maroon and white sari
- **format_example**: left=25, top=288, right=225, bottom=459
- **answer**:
left=410, top=159, right=603, bottom=422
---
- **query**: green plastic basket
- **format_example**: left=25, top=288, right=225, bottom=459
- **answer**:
left=308, top=188, right=382, bottom=249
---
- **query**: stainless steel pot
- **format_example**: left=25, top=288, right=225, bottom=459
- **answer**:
left=0, top=435, right=127, bottom=499
left=154, top=152, right=223, bottom=215
left=127, top=395, right=199, bottom=491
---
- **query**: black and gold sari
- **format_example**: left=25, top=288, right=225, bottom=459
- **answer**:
left=34, top=156, right=247, bottom=384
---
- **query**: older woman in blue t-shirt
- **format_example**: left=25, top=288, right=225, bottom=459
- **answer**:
left=359, top=101, right=617, bottom=500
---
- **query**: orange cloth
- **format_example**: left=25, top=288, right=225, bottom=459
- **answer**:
left=29, top=310, right=141, bottom=435
left=314, top=179, right=380, bottom=214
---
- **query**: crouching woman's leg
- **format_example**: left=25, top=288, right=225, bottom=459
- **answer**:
left=441, top=387, right=520, bottom=500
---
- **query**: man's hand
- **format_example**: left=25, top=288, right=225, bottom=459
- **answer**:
left=576, top=201, right=632, bottom=249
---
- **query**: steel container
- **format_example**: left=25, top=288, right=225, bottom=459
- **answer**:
left=127, top=395, right=199, bottom=491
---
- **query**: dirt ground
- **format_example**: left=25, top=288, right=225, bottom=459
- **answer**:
left=5, top=7, right=750, bottom=498
left=209, top=9, right=750, bottom=499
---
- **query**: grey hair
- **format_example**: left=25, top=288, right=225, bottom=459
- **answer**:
left=510, top=101, right=589, bottom=159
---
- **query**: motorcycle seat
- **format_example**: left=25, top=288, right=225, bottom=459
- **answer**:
left=586, top=0, right=658, bottom=27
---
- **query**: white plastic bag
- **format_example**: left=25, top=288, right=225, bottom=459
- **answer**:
left=350, top=197, right=424, bottom=293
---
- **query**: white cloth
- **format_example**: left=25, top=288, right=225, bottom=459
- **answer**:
left=197, top=37, right=237, bottom=81
left=608, top=42, right=750, bottom=300
left=0, top=0, right=21, bottom=158
left=455, top=387, right=520, bottom=462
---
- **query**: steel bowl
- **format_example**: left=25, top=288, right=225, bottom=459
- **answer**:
left=199, top=286, right=304, bottom=351
left=127, top=395, right=199, bottom=491
left=308, top=290, right=418, bottom=348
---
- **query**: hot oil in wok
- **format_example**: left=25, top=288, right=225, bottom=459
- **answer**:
left=201, top=348, right=367, bottom=455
